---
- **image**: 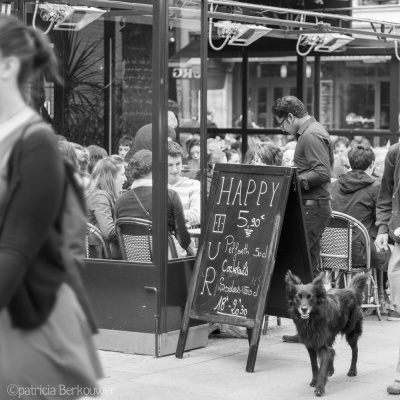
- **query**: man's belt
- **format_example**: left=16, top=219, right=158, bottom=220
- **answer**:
left=302, top=199, right=331, bottom=206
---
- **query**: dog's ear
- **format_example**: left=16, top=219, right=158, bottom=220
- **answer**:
left=312, top=271, right=326, bottom=302
left=312, top=271, right=325, bottom=287
left=285, top=270, right=302, bottom=287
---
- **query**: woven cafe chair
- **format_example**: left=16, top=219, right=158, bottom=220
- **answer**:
left=86, top=222, right=110, bottom=259
left=115, top=217, right=178, bottom=262
left=320, top=211, right=381, bottom=320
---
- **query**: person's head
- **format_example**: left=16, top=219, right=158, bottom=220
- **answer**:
left=187, top=138, right=200, bottom=161
left=207, top=150, right=227, bottom=173
left=334, top=137, right=350, bottom=158
left=272, top=96, right=309, bottom=136
left=55, top=134, right=67, bottom=142
left=224, top=148, right=241, bottom=164
left=373, top=147, right=388, bottom=180
left=58, top=141, right=79, bottom=170
left=0, top=15, right=60, bottom=98
left=118, top=136, right=133, bottom=160
left=75, top=148, right=89, bottom=174
left=167, top=141, right=184, bottom=185
left=282, top=149, right=295, bottom=167
left=348, top=145, right=375, bottom=173
left=87, top=144, right=108, bottom=174
left=244, top=143, right=283, bottom=166
left=168, top=111, right=178, bottom=129
left=331, top=155, right=349, bottom=181
left=207, top=138, right=221, bottom=154
left=86, top=155, right=125, bottom=202
left=129, top=150, right=153, bottom=180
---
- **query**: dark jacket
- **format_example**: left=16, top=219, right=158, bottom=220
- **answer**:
left=0, top=117, right=66, bottom=329
left=295, top=117, right=334, bottom=200
left=376, top=143, right=400, bottom=244
left=115, top=186, right=191, bottom=250
left=331, top=170, right=380, bottom=238
left=331, top=170, right=387, bottom=268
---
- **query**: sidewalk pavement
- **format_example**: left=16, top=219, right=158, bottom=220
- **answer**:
left=87, top=315, right=399, bottom=400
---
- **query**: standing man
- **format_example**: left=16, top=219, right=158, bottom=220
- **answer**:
left=374, top=142, right=400, bottom=393
left=272, top=96, right=334, bottom=343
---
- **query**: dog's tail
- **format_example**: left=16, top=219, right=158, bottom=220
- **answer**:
left=348, top=273, right=369, bottom=305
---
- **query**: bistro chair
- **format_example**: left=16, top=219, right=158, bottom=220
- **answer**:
left=320, top=211, right=381, bottom=320
left=85, top=222, right=110, bottom=259
left=115, top=217, right=178, bottom=262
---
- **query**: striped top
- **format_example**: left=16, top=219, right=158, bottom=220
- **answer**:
left=169, top=177, right=201, bottom=226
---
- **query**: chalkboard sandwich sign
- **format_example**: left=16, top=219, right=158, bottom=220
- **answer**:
left=176, top=164, right=312, bottom=372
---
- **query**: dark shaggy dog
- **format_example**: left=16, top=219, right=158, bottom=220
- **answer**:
left=285, top=270, right=369, bottom=396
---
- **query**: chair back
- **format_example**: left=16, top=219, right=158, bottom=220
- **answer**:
left=86, top=222, right=110, bottom=259
left=320, top=211, right=370, bottom=272
left=116, top=217, right=178, bottom=262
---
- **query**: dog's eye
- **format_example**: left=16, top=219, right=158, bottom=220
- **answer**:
left=307, top=294, right=312, bottom=300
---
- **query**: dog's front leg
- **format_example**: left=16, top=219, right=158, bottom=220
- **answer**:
left=306, top=346, right=318, bottom=387
left=315, top=346, right=335, bottom=397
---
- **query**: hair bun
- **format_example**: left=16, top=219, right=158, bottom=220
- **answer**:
left=28, top=27, right=53, bottom=69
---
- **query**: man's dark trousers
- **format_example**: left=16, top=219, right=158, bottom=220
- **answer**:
left=303, top=204, right=332, bottom=278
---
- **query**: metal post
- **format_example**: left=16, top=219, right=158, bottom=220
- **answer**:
left=297, top=55, right=307, bottom=103
left=152, top=0, right=169, bottom=344
left=200, top=0, right=208, bottom=226
left=242, top=47, right=248, bottom=157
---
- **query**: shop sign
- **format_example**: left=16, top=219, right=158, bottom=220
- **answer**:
left=172, top=67, right=201, bottom=79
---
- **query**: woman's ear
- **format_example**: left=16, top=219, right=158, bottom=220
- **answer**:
left=0, top=55, right=20, bottom=81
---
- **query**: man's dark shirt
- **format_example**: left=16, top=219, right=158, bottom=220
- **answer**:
left=294, top=117, right=334, bottom=200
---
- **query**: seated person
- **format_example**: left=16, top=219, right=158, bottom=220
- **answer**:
left=168, top=142, right=201, bottom=227
left=333, top=136, right=350, bottom=168
left=206, top=150, right=227, bottom=196
left=124, top=112, right=177, bottom=161
left=118, top=135, right=133, bottom=162
left=86, top=155, right=126, bottom=259
left=87, top=144, right=107, bottom=174
left=372, top=147, right=388, bottom=182
left=243, top=142, right=283, bottom=166
left=224, top=148, right=241, bottom=164
left=331, top=144, right=390, bottom=271
left=282, top=148, right=295, bottom=167
left=331, top=154, right=349, bottom=183
left=115, top=150, right=191, bottom=258
left=183, top=138, right=200, bottom=180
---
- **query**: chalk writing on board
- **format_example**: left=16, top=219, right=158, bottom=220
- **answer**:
left=193, top=172, right=282, bottom=320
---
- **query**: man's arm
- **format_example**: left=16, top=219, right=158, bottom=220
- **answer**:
left=375, top=145, right=398, bottom=251
left=376, top=146, right=397, bottom=233
left=299, top=132, right=331, bottom=189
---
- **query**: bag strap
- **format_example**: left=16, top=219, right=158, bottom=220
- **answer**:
left=131, top=189, right=152, bottom=221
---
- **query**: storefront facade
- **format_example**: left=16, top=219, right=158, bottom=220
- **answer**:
left=4, top=0, right=400, bottom=355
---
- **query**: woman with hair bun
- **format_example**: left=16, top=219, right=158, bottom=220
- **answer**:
left=0, top=15, right=102, bottom=398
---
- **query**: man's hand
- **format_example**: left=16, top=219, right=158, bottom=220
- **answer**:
left=375, top=233, right=389, bottom=252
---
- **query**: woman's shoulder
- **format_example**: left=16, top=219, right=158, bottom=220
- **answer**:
left=87, top=189, right=112, bottom=204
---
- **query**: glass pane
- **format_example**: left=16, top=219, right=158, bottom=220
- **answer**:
left=27, top=2, right=156, bottom=261
left=168, top=0, right=201, bottom=256
left=320, top=56, right=390, bottom=147
left=205, top=57, right=242, bottom=129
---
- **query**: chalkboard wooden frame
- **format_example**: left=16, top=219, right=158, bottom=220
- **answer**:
left=176, top=164, right=312, bottom=372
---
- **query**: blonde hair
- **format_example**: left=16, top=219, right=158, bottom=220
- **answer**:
left=86, top=155, right=124, bottom=204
